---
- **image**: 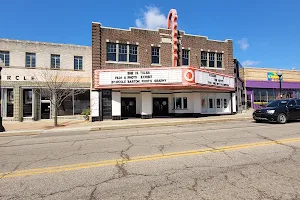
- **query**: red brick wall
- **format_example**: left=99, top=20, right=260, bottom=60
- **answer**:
left=92, top=23, right=234, bottom=88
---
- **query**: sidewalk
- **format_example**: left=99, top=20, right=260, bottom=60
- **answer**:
left=1, top=111, right=253, bottom=136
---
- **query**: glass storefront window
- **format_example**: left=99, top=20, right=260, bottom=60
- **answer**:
left=74, top=90, right=90, bottom=115
left=23, top=89, right=33, bottom=117
left=260, top=90, right=267, bottom=103
left=58, top=94, right=73, bottom=116
left=266, top=89, right=276, bottom=102
left=253, top=90, right=260, bottom=104
left=7, top=89, right=14, bottom=117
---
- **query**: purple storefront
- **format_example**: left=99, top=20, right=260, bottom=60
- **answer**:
left=246, top=80, right=300, bottom=109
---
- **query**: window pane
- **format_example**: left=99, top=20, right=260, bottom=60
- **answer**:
left=201, top=52, right=207, bottom=67
left=224, top=99, right=228, bottom=108
left=217, top=99, right=221, bottom=108
left=209, top=53, right=215, bottom=67
left=107, top=43, right=116, bottom=53
left=182, top=50, right=189, bottom=66
left=129, top=55, right=137, bottom=62
left=209, top=99, right=214, bottom=108
left=74, top=56, right=83, bottom=70
left=58, top=91, right=73, bottom=116
left=183, top=97, right=187, bottom=109
left=152, top=56, right=159, bottom=64
left=119, top=54, right=127, bottom=62
left=261, top=90, right=267, bottom=104
left=0, top=51, right=10, bottom=66
left=23, top=89, right=33, bottom=117
left=119, top=44, right=127, bottom=62
left=74, top=90, right=90, bottom=115
left=296, top=99, right=300, bottom=105
left=288, top=100, right=296, bottom=106
left=107, top=53, right=116, bottom=61
left=254, top=89, right=260, bottom=103
left=175, top=97, right=182, bottom=109
left=217, top=61, right=222, bottom=68
left=152, top=47, right=160, bottom=64
left=7, top=89, right=14, bottom=117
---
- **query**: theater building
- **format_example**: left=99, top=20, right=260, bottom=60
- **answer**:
left=0, top=39, right=91, bottom=121
left=243, top=67, right=300, bottom=109
left=91, top=19, right=237, bottom=120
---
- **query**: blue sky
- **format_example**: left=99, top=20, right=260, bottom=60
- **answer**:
left=1, top=0, right=300, bottom=69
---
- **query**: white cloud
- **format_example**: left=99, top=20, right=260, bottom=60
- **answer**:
left=237, top=38, right=249, bottom=51
left=135, top=6, right=167, bottom=30
left=242, top=60, right=261, bottom=67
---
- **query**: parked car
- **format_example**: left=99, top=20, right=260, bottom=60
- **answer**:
left=253, top=98, right=300, bottom=124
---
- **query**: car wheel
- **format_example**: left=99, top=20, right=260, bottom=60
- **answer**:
left=277, top=113, right=287, bottom=124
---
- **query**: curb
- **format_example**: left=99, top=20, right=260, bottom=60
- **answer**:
left=0, top=131, right=40, bottom=137
left=89, top=117, right=253, bottom=131
left=1, top=116, right=253, bottom=137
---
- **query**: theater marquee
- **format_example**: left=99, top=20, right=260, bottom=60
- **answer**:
left=94, top=67, right=235, bottom=90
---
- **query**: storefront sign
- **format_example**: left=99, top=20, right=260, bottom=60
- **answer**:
left=195, top=71, right=234, bottom=88
left=99, top=69, right=182, bottom=85
left=267, top=72, right=282, bottom=81
left=2, top=75, right=35, bottom=81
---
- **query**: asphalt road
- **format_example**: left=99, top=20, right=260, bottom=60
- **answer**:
left=1, top=120, right=300, bottom=200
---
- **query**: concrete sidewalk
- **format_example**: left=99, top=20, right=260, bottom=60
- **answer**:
left=0, top=112, right=253, bottom=137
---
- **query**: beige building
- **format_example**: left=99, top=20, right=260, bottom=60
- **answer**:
left=0, top=39, right=91, bottom=121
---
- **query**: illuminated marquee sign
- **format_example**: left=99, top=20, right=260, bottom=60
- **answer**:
left=195, top=71, right=234, bottom=88
left=99, top=69, right=182, bottom=85
left=96, top=68, right=235, bottom=89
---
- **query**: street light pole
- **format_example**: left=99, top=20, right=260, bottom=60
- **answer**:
left=0, top=59, right=5, bottom=132
left=277, top=70, right=283, bottom=99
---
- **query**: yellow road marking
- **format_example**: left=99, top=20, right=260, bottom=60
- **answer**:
left=1, top=137, right=300, bottom=179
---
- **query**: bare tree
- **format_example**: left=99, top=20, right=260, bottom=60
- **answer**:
left=33, top=69, right=87, bottom=126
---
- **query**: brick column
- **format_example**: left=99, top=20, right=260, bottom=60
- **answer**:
left=226, top=39, right=234, bottom=76
left=92, top=22, right=101, bottom=89
left=33, top=89, right=40, bottom=121
left=13, top=86, right=22, bottom=121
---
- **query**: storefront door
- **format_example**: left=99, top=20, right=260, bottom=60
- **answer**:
left=41, top=101, right=51, bottom=119
left=153, top=98, right=169, bottom=116
left=121, top=98, right=136, bottom=118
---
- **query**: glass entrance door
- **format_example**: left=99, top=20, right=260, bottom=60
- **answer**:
left=121, top=98, right=136, bottom=118
left=41, top=101, right=51, bottom=119
left=153, top=98, right=169, bottom=117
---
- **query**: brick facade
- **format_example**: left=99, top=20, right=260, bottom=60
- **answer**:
left=91, top=23, right=234, bottom=89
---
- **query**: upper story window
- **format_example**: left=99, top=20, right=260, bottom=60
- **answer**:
left=74, top=56, right=83, bottom=71
left=106, top=43, right=138, bottom=63
left=107, top=43, right=117, bottom=61
left=182, top=49, right=189, bottom=66
left=209, top=52, right=215, bottom=67
left=216, top=53, right=223, bottom=68
left=26, top=52, right=36, bottom=68
left=151, top=47, right=160, bottom=64
left=0, top=51, right=9, bottom=66
left=118, top=44, right=127, bottom=62
left=201, top=51, right=207, bottom=67
left=129, top=45, right=138, bottom=62
left=51, top=54, right=60, bottom=69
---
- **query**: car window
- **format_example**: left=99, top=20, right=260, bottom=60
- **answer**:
left=267, top=100, right=288, bottom=107
left=288, top=100, right=296, bottom=107
left=297, top=99, right=300, bottom=105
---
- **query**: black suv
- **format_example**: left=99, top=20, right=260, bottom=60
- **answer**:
left=253, top=98, right=300, bottom=124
